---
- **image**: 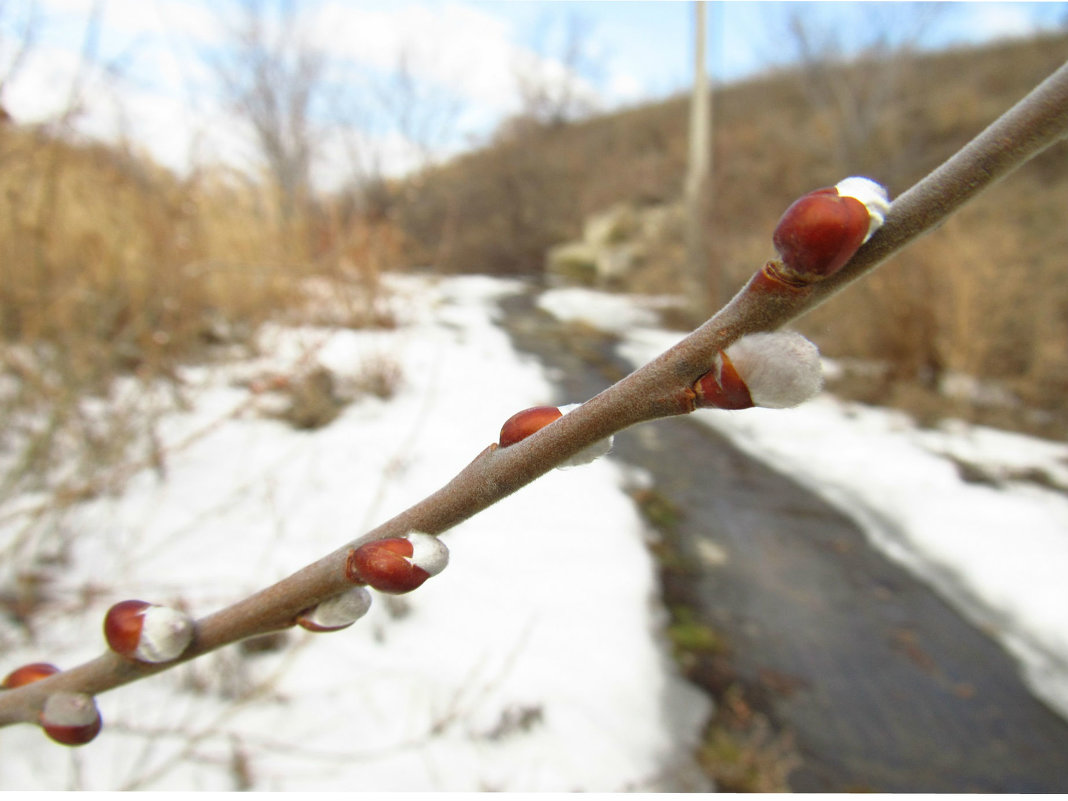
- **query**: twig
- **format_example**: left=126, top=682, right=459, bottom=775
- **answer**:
left=2, top=59, right=1067, bottom=732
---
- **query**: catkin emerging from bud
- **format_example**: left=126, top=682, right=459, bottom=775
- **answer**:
left=39, top=692, right=102, bottom=746
left=725, top=331, right=823, bottom=409
left=346, top=532, right=449, bottom=594
left=297, top=586, right=373, bottom=632
left=694, top=331, right=822, bottom=410
left=103, top=600, right=195, bottom=663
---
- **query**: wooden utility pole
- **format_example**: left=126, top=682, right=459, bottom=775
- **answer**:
left=684, top=1, right=712, bottom=315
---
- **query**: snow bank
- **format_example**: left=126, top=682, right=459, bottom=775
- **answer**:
left=538, top=285, right=1068, bottom=722
left=0, top=275, right=709, bottom=791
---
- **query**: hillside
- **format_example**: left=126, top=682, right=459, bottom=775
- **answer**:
left=395, top=32, right=1068, bottom=437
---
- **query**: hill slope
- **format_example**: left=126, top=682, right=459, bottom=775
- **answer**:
left=396, top=32, right=1068, bottom=435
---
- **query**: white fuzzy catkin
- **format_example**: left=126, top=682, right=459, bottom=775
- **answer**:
left=135, top=605, right=195, bottom=663
left=304, top=587, right=373, bottom=629
left=834, top=176, right=890, bottom=242
left=405, top=532, right=449, bottom=576
left=40, top=692, right=99, bottom=727
left=725, top=331, right=823, bottom=409
left=555, top=403, right=613, bottom=468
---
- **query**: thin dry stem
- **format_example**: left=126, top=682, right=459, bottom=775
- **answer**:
left=2, top=60, right=1067, bottom=732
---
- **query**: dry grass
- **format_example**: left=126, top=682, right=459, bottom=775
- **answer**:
left=697, top=683, right=801, bottom=793
left=0, top=123, right=400, bottom=513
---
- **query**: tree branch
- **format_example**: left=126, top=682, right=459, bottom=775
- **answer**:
left=2, top=59, right=1067, bottom=733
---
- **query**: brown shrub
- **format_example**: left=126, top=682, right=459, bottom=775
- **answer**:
left=0, top=124, right=397, bottom=503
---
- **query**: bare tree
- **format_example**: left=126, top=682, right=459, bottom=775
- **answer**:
left=0, top=0, right=39, bottom=118
left=512, top=11, right=598, bottom=128
left=211, top=0, right=324, bottom=226
left=373, top=44, right=464, bottom=170
left=329, top=38, right=465, bottom=188
left=784, top=3, right=942, bottom=177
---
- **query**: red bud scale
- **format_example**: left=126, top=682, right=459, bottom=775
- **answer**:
left=693, top=351, right=754, bottom=410
left=498, top=403, right=612, bottom=466
left=771, top=176, right=889, bottom=284
left=694, top=331, right=822, bottom=411
left=346, top=532, right=449, bottom=594
left=499, top=405, right=563, bottom=447
left=1, top=662, right=60, bottom=689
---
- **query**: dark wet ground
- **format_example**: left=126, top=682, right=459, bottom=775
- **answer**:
left=497, top=286, right=1068, bottom=793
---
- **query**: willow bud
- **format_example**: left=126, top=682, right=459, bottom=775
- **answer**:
left=1, top=662, right=60, bottom=689
left=297, top=586, right=373, bottom=632
left=772, top=177, right=889, bottom=283
left=103, top=600, right=195, bottom=663
left=39, top=692, right=102, bottom=746
left=346, top=532, right=449, bottom=594
left=499, top=405, right=563, bottom=447
left=695, top=331, right=822, bottom=410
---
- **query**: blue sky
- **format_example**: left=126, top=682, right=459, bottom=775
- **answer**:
left=1, top=1, right=1064, bottom=181
left=437, top=1, right=1066, bottom=93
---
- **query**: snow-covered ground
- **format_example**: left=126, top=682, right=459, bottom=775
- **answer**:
left=539, top=285, right=1068, bottom=724
left=4, top=273, right=1067, bottom=790
left=0, top=275, right=710, bottom=791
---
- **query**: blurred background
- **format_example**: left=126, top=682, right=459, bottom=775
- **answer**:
left=2, top=0, right=1068, bottom=790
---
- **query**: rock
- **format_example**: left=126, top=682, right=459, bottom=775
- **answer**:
left=546, top=200, right=687, bottom=290
left=546, top=241, right=600, bottom=286
left=584, top=203, right=639, bottom=248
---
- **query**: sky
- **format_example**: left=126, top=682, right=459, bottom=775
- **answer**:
left=1, top=1, right=1065, bottom=182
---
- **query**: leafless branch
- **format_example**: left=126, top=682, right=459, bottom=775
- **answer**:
left=211, top=0, right=323, bottom=222
left=1, top=58, right=1066, bottom=735
left=513, top=11, right=598, bottom=127
left=0, top=0, right=40, bottom=108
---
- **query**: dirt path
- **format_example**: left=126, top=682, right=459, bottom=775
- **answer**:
left=497, top=287, right=1068, bottom=792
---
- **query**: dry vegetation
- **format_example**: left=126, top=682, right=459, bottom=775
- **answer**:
left=395, top=32, right=1068, bottom=437
left=0, top=120, right=399, bottom=509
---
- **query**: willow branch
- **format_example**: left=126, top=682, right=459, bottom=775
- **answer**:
left=2, top=59, right=1067, bottom=731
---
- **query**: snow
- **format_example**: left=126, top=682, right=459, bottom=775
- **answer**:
left=5, top=273, right=1068, bottom=789
left=540, top=284, right=1068, bottom=723
left=0, top=275, right=710, bottom=791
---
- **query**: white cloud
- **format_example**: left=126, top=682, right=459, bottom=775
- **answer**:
left=602, top=70, right=644, bottom=106
left=36, top=0, right=221, bottom=42
left=3, top=43, right=79, bottom=121
left=957, top=2, right=1045, bottom=43
left=313, top=2, right=519, bottom=110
